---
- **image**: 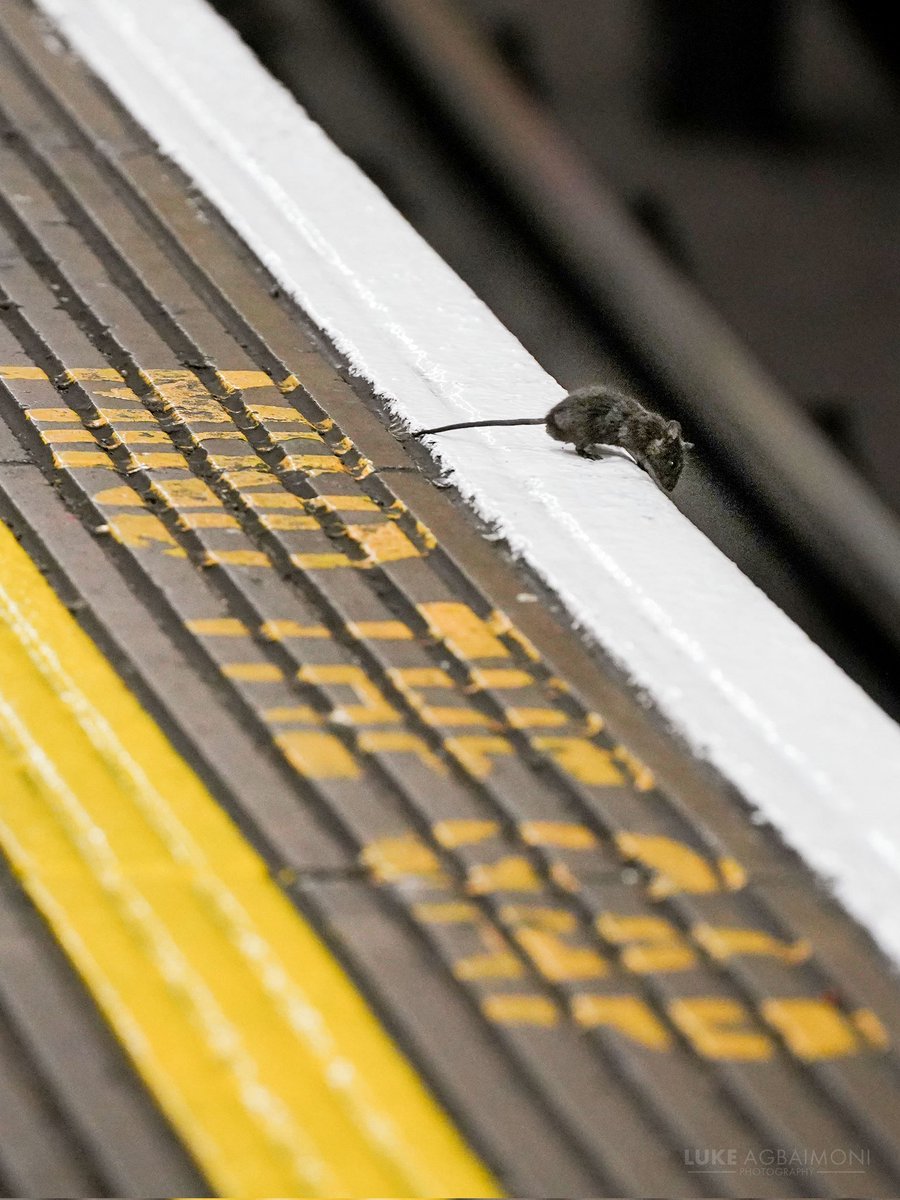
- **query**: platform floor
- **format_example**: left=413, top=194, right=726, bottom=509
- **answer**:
left=1, top=1, right=900, bottom=1194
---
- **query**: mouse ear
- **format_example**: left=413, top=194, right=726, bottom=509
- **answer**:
left=667, top=419, right=682, bottom=437
left=683, top=441, right=695, bottom=451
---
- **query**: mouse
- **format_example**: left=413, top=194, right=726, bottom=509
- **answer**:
left=413, top=384, right=692, bottom=491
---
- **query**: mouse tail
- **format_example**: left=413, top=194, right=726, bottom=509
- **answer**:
left=414, top=417, right=546, bottom=436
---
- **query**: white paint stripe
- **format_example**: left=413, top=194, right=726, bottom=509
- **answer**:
left=35, top=0, right=900, bottom=962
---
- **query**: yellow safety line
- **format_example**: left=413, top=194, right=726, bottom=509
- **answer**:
left=0, top=520, right=500, bottom=1198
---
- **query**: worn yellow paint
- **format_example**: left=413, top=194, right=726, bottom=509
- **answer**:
left=519, top=821, right=599, bottom=850
left=466, top=857, right=543, bottom=895
left=26, top=406, right=81, bottom=422
left=347, top=522, right=421, bottom=564
left=571, top=995, right=673, bottom=1049
left=433, top=819, right=500, bottom=848
left=222, top=469, right=276, bottom=491
left=852, top=1009, right=890, bottom=1049
left=579, top=712, right=604, bottom=736
left=281, top=453, right=347, bottom=474
left=545, top=676, right=570, bottom=694
left=532, top=737, right=625, bottom=786
left=120, top=429, right=176, bottom=445
left=95, top=406, right=153, bottom=423
left=107, top=514, right=187, bottom=558
left=244, top=405, right=314, bottom=426
left=259, top=512, right=320, bottom=531
left=360, top=834, right=447, bottom=885
left=262, top=705, right=323, bottom=725
left=500, top=905, right=574, bottom=933
left=356, top=731, right=447, bottom=773
left=481, top=995, right=558, bottom=1026
left=140, top=369, right=226, bottom=422
left=612, top=746, right=656, bottom=791
left=313, top=494, right=379, bottom=512
left=186, top=618, right=249, bottom=637
left=259, top=619, right=331, bottom=641
left=468, top=667, right=533, bottom=690
left=40, top=427, right=97, bottom=443
left=130, top=451, right=189, bottom=469
left=70, top=367, right=122, bottom=382
left=52, top=450, right=115, bottom=469
left=177, top=511, right=241, bottom=530
left=208, top=453, right=268, bottom=472
left=349, top=457, right=376, bottom=481
left=506, top=707, right=568, bottom=729
left=298, top=664, right=400, bottom=726
left=489, top=615, right=540, bottom=662
left=455, top=946, right=524, bottom=981
left=692, top=924, right=811, bottom=965
left=444, top=735, right=514, bottom=778
left=222, top=662, right=284, bottom=682
left=718, top=858, right=748, bottom=890
left=549, top=861, right=582, bottom=892
left=93, top=485, right=145, bottom=506
left=0, top=364, right=49, bottom=380
left=514, top=927, right=608, bottom=982
left=424, top=706, right=496, bottom=727
left=615, top=833, right=721, bottom=897
left=413, top=901, right=481, bottom=924
left=203, top=548, right=271, bottom=568
left=245, top=490, right=306, bottom=510
left=761, top=998, right=858, bottom=1060
left=218, top=370, right=275, bottom=392
left=266, top=433, right=323, bottom=449
left=290, top=552, right=355, bottom=570
left=348, top=620, right=414, bottom=640
left=596, top=914, right=697, bottom=973
left=176, top=426, right=236, bottom=445
left=0, top=521, right=498, bottom=1196
left=275, top=730, right=360, bottom=780
left=413, top=519, right=438, bottom=551
left=388, top=667, right=495, bottom=728
left=417, top=602, right=509, bottom=660
left=150, top=477, right=220, bottom=507
left=269, top=432, right=324, bottom=450
left=390, top=666, right=453, bottom=690
left=668, top=998, right=773, bottom=1061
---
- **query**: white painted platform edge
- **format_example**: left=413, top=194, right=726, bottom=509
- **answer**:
left=35, top=0, right=900, bottom=964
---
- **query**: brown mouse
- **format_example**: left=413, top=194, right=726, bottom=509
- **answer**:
left=414, top=384, right=692, bottom=492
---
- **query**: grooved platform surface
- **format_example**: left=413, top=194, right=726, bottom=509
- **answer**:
left=1, top=1, right=900, bottom=1194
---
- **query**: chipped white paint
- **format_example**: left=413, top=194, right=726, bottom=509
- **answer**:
left=36, top=0, right=900, bottom=962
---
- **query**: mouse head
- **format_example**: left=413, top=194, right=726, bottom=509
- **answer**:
left=644, top=420, right=691, bottom=491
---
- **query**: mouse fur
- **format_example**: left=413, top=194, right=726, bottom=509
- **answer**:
left=415, top=383, right=691, bottom=491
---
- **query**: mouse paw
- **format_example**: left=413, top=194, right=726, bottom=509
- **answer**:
left=575, top=444, right=603, bottom=460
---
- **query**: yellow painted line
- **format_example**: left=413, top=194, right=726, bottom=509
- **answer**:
left=219, top=370, right=277, bottom=392
left=1, top=364, right=50, bottom=380
left=417, top=602, right=510, bottom=660
left=186, top=617, right=249, bottom=637
left=0, top=521, right=500, bottom=1197
left=259, top=619, right=331, bottom=641
left=244, top=490, right=306, bottom=510
left=347, top=522, right=422, bottom=564
left=348, top=620, right=414, bottom=640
